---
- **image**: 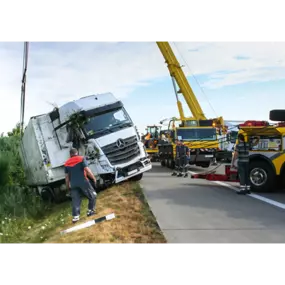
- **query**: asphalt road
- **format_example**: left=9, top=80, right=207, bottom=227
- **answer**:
left=141, top=162, right=285, bottom=243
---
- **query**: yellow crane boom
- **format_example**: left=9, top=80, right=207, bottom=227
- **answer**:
left=156, top=42, right=224, bottom=128
left=156, top=42, right=207, bottom=121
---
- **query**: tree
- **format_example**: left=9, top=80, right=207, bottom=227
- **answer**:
left=0, top=123, right=26, bottom=186
left=7, top=123, right=21, bottom=137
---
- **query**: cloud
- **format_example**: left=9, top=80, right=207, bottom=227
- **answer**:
left=1, top=41, right=285, bottom=133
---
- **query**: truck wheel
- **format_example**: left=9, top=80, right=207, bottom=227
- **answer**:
left=130, top=173, right=143, bottom=181
left=249, top=160, right=276, bottom=192
left=201, top=162, right=210, bottom=168
left=269, top=109, right=285, bottom=121
left=40, top=187, right=54, bottom=202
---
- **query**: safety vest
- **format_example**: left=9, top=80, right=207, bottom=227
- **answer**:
left=236, top=140, right=249, bottom=163
left=145, top=133, right=151, bottom=140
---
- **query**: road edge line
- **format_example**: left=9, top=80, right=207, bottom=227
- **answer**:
left=189, top=170, right=285, bottom=211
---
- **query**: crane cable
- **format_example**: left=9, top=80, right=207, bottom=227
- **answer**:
left=172, top=40, right=218, bottom=117
left=20, top=42, right=29, bottom=137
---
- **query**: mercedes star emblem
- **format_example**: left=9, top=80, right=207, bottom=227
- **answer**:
left=116, top=138, right=125, bottom=149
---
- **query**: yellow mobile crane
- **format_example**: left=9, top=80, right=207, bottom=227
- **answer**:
left=156, top=42, right=225, bottom=168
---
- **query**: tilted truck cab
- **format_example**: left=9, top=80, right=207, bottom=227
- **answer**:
left=19, top=93, right=152, bottom=201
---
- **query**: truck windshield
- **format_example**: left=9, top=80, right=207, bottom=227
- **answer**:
left=84, top=107, right=133, bottom=138
left=176, top=128, right=217, bottom=141
left=229, top=131, right=238, bottom=143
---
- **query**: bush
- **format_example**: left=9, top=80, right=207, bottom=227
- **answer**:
left=0, top=126, right=52, bottom=243
left=0, top=154, right=10, bottom=187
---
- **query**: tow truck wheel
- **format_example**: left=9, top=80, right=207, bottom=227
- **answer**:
left=249, top=160, right=276, bottom=192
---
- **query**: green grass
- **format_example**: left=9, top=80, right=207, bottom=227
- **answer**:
left=46, top=181, right=166, bottom=243
left=0, top=185, right=53, bottom=243
left=0, top=182, right=166, bottom=243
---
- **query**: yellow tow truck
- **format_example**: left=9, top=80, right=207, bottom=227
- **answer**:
left=236, top=110, right=285, bottom=192
left=192, top=109, right=285, bottom=192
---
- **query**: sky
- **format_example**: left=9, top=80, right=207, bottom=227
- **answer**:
left=1, top=41, right=285, bottom=135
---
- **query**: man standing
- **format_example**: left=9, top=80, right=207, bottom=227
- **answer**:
left=172, top=139, right=190, bottom=177
left=231, top=133, right=251, bottom=195
left=64, top=148, right=97, bottom=223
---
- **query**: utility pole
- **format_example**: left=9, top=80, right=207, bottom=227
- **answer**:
left=20, top=42, right=29, bottom=137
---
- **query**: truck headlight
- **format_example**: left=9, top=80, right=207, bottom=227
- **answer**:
left=99, top=160, right=114, bottom=172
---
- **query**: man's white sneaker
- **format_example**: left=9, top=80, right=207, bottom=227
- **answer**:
left=72, top=216, right=80, bottom=223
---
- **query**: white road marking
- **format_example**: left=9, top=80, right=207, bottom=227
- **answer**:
left=247, top=194, right=285, bottom=210
left=188, top=170, right=285, bottom=211
left=213, top=180, right=240, bottom=191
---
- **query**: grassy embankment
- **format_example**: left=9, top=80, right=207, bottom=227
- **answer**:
left=0, top=125, right=166, bottom=243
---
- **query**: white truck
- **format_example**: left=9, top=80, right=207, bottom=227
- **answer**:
left=19, top=93, right=152, bottom=201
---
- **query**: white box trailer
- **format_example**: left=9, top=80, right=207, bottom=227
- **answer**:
left=19, top=93, right=152, bottom=201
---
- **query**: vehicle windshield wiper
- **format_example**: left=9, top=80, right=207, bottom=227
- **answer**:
left=115, top=122, right=132, bottom=128
left=97, top=128, right=113, bottom=134
left=87, top=128, right=113, bottom=136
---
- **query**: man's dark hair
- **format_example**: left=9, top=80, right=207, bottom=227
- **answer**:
left=70, top=148, right=78, bottom=157
left=238, top=133, right=245, bottom=141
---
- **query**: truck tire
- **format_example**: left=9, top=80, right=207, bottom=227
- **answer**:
left=40, top=187, right=54, bottom=202
left=269, top=109, right=285, bottom=122
left=249, top=160, right=276, bottom=192
left=130, top=173, right=143, bottom=181
left=201, top=162, right=210, bottom=168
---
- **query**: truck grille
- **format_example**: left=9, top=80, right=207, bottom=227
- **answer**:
left=101, top=135, right=140, bottom=165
